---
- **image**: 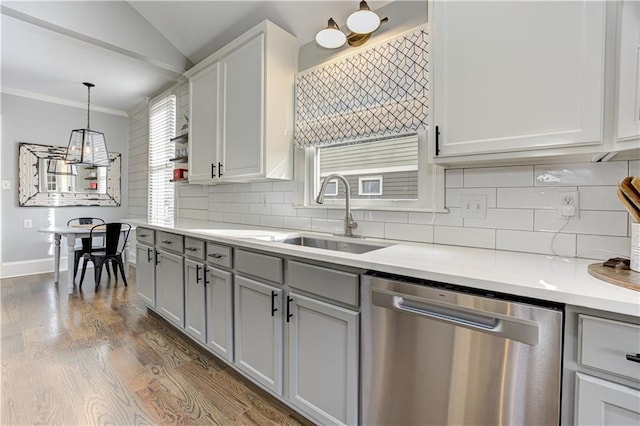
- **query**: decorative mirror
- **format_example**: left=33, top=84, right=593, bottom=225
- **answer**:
left=18, top=142, right=121, bottom=207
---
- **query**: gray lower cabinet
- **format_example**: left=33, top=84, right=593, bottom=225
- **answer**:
left=205, top=265, right=233, bottom=362
left=135, top=243, right=155, bottom=307
left=156, top=250, right=184, bottom=327
left=234, top=275, right=284, bottom=394
left=575, top=373, right=640, bottom=425
left=287, top=292, right=359, bottom=426
left=184, top=258, right=206, bottom=343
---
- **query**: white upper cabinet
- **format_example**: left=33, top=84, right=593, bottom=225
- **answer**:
left=431, top=1, right=607, bottom=163
left=613, top=0, right=640, bottom=151
left=186, top=20, right=297, bottom=184
left=189, top=62, right=220, bottom=183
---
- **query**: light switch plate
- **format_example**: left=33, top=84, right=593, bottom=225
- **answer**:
left=461, top=194, right=487, bottom=219
left=1, top=180, right=10, bottom=190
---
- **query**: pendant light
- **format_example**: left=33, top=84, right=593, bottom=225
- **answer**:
left=47, top=158, right=78, bottom=176
left=316, top=18, right=347, bottom=49
left=346, top=1, right=381, bottom=34
left=65, top=82, right=109, bottom=167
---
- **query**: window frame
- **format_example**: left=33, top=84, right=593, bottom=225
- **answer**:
left=301, top=132, right=445, bottom=211
left=358, top=176, right=383, bottom=196
left=147, top=91, right=177, bottom=225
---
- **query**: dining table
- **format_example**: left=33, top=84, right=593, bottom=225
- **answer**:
left=38, top=224, right=134, bottom=290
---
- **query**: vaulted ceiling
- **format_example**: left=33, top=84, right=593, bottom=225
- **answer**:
left=1, top=1, right=397, bottom=114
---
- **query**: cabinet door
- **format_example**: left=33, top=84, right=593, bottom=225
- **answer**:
left=184, top=259, right=206, bottom=343
left=135, top=244, right=155, bottom=308
left=189, top=62, right=221, bottom=183
left=614, top=0, right=640, bottom=149
left=156, top=250, right=184, bottom=327
left=288, top=293, right=359, bottom=426
left=234, top=275, right=283, bottom=394
left=575, top=373, right=640, bottom=425
left=432, top=1, right=605, bottom=158
left=205, top=266, right=233, bottom=362
left=221, top=35, right=264, bottom=179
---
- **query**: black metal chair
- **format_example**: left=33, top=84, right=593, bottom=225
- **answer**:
left=67, top=217, right=105, bottom=282
left=79, top=222, right=131, bottom=292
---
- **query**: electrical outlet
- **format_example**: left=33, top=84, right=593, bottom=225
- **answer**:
left=460, top=194, right=487, bottom=219
left=558, top=191, right=579, bottom=218
left=23, top=219, right=32, bottom=228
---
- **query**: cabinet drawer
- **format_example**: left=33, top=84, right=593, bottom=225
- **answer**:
left=579, top=315, right=640, bottom=382
left=236, top=249, right=283, bottom=284
left=157, top=231, right=184, bottom=253
left=206, top=242, right=232, bottom=268
left=184, top=237, right=205, bottom=260
left=288, top=261, right=359, bottom=306
left=136, top=227, right=155, bottom=245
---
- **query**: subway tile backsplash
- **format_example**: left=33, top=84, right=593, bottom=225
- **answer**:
left=177, top=160, right=635, bottom=261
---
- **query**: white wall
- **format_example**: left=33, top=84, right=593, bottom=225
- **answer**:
left=1, top=93, right=129, bottom=275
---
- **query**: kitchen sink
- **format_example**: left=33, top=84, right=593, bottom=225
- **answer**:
left=279, top=236, right=391, bottom=254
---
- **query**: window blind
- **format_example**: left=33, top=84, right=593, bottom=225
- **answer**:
left=295, top=27, right=428, bottom=148
left=148, top=94, right=176, bottom=226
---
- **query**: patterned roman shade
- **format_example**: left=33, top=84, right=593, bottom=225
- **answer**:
left=295, top=27, right=428, bottom=148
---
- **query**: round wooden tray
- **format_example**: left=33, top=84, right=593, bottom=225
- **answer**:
left=588, top=263, right=640, bottom=292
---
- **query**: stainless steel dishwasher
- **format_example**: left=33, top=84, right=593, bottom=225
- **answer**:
left=361, top=273, right=563, bottom=425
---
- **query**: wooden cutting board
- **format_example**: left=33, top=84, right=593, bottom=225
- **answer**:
left=588, top=263, right=640, bottom=292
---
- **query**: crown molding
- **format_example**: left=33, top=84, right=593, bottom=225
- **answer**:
left=1, top=86, right=129, bottom=117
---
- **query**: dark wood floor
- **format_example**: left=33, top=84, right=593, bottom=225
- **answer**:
left=1, top=268, right=312, bottom=425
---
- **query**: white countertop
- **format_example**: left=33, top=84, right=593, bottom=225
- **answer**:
left=127, top=218, right=640, bottom=318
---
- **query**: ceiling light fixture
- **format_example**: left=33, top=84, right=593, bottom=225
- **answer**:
left=65, top=82, right=109, bottom=167
left=47, top=158, right=78, bottom=176
left=316, top=1, right=388, bottom=49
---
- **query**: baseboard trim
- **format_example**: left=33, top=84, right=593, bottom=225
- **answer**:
left=0, top=257, right=100, bottom=279
left=2, top=254, right=138, bottom=279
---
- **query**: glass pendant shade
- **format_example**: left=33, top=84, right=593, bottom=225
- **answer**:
left=316, top=18, right=346, bottom=49
left=66, top=128, right=109, bottom=167
left=347, top=1, right=381, bottom=34
left=47, top=159, right=77, bottom=176
left=65, top=82, right=109, bottom=167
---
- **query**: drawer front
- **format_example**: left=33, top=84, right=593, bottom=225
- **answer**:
left=136, top=227, right=155, bottom=245
left=579, top=315, right=640, bottom=382
left=184, top=237, right=205, bottom=260
left=288, top=260, right=359, bottom=307
left=157, top=231, right=184, bottom=253
left=236, top=249, right=283, bottom=284
left=206, top=242, right=232, bottom=269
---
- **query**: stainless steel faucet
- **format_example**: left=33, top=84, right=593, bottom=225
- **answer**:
left=316, top=173, right=358, bottom=237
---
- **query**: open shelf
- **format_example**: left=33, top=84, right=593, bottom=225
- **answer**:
left=84, top=176, right=98, bottom=180
left=169, top=156, right=188, bottom=163
left=170, top=134, right=188, bottom=144
left=170, top=178, right=189, bottom=183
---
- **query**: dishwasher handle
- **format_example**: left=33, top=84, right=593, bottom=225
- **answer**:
left=371, top=290, right=539, bottom=346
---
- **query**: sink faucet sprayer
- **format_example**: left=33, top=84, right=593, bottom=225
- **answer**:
left=316, top=173, right=358, bottom=237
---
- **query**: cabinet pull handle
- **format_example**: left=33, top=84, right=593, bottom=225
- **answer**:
left=162, top=240, right=172, bottom=244
left=139, top=233, right=148, bottom=237
left=155, top=254, right=160, bottom=266
left=286, top=296, right=293, bottom=323
left=435, top=125, right=440, bottom=156
left=196, top=264, right=202, bottom=283
left=208, top=253, right=225, bottom=259
left=271, top=291, right=278, bottom=317
left=626, top=353, right=640, bottom=363
left=211, top=163, right=216, bottom=179
left=218, top=162, right=223, bottom=177
left=204, top=267, right=209, bottom=287
left=185, top=247, right=197, bottom=251
left=147, top=248, right=152, bottom=263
